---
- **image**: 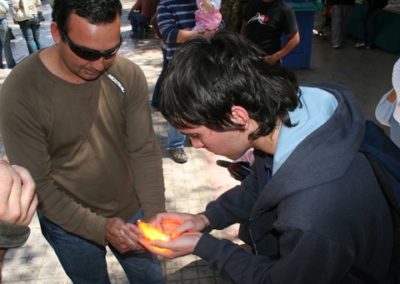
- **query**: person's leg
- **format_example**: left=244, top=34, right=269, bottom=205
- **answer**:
left=331, top=5, right=342, bottom=47
left=110, top=209, right=164, bottom=284
left=18, top=20, right=37, bottom=54
left=38, top=213, right=111, bottom=284
left=355, top=1, right=368, bottom=47
left=340, top=5, right=352, bottom=44
left=1, top=21, right=16, bottom=68
left=143, top=16, right=152, bottom=37
left=167, top=125, right=186, bottom=149
left=30, top=17, right=41, bottom=50
left=0, top=19, right=5, bottom=68
left=167, top=125, right=188, bottom=163
left=365, top=8, right=379, bottom=47
left=152, top=48, right=168, bottom=109
left=132, top=12, right=146, bottom=38
left=130, top=12, right=138, bottom=37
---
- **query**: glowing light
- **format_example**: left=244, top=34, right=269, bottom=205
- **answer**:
left=137, top=220, right=170, bottom=241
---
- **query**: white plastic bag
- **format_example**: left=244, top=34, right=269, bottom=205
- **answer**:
left=375, top=89, right=396, bottom=127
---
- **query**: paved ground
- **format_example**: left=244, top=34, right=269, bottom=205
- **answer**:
left=0, top=0, right=399, bottom=283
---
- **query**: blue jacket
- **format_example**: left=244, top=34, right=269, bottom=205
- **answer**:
left=194, top=84, right=394, bottom=283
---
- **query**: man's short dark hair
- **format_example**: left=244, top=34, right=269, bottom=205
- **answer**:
left=159, top=31, right=300, bottom=140
left=52, top=0, right=122, bottom=37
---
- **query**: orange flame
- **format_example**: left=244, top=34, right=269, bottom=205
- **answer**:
left=137, top=220, right=170, bottom=253
left=137, top=220, right=170, bottom=241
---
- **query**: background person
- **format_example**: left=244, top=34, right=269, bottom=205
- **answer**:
left=193, top=0, right=222, bottom=31
left=155, top=0, right=206, bottom=163
left=375, top=57, right=400, bottom=147
left=0, top=0, right=166, bottom=283
left=354, top=0, right=388, bottom=49
left=129, top=31, right=394, bottom=283
left=0, top=0, right=16, bottom=68
left=12, top=0, right=42, bottom=54
left=240, top=0, right=299, bottom=65
left=128, top=0, right=158, bottom=39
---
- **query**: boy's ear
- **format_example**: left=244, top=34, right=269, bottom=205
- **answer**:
left=230, top=105, right=250, bottom=127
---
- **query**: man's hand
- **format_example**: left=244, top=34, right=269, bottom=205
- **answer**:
left=119, top=223, right=146, bottom=252
left=105, top=217, right=133, bottom=253
left=0, top=161, right=38, bottom=226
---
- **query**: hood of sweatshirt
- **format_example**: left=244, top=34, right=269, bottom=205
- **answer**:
left=252, top=83, right=365, bottom=212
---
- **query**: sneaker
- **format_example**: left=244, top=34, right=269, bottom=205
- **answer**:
left=168, top=148, right=188, bottom=164
left=332, top=44, right=340, bottom=49
left=355, top=42, right=366, bottom=48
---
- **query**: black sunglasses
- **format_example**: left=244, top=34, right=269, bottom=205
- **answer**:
left=61, top=31, right=122, bottom=61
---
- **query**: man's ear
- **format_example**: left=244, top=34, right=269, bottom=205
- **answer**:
left=231, top=105, right=250, bottom=127
left=50, top=22, right=62, bottom=44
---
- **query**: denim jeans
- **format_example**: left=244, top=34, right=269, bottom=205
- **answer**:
left=167, top=125, right=186, bottom=149
left=18, top=17, right=41, bottom=54
left=152, top=47, right=168, bottom=109
left=154, top=55, right=186, bottom=149
left=0, top=19, right=16, bottom=68
left=38, top=210, right=164, bottom=284
left=130, top=11, right=150, bottom=38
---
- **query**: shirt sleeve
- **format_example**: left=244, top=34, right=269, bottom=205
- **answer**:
left=194, top=227, right=354, bottom=283
left=157, top=2, right=179, bottom=45
left=204, top=173, right=260, bottom=229
left=283, top=5, right=298, bottom=34
left=0, top=221, right=30, bottom=248
left=122, top=59, right=166, bottom=220
left=0, top=61, right=108, bottom=246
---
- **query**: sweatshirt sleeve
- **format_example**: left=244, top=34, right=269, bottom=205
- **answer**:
left=194, top=228, right=354, bottom=283
left=204, top=172, right=260, bottom=229
left=0, top=221, right=30, bottom=248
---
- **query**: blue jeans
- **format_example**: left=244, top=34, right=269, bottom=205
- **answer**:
left=129, top=11, right=150, bottom=38
left=0, top=19, right=15, bottom=68
left=152, top=47, right=168, bottom=109
left=18, top=17, right=41, bottom=54
left=38, top=210, right=164, bottom=284
left=153, top=55, right=186, bottom=149
left=167, top=125, right=186, bottom=149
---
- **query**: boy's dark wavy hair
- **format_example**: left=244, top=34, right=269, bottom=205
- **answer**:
left=159, top=31, right=300, bottom=140
left=52, top=0, right=122, bottom=38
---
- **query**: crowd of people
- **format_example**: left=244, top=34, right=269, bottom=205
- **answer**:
left=0, top=0, right=399, bottom=283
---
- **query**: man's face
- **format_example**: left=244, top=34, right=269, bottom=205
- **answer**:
left=58, top=13, right=121, bottom=81
left=180, top=125, right=251, bottom=160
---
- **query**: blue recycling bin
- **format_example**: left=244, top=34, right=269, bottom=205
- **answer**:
left=282, top=0, right=323, bottom=69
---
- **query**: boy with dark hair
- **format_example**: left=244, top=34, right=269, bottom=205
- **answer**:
left=127, top=31, right=394, bottom=283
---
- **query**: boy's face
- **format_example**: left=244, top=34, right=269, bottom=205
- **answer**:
left=180, top=125, right=251, bottom=160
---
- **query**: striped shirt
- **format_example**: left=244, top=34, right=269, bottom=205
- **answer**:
left=157, top=0, right=197, bottom=60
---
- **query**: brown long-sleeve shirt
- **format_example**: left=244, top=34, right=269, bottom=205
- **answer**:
left=0, top=53, right=165, bottom=246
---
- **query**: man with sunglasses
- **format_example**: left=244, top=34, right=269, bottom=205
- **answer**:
left=0, top=0, right=166, bottom=283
